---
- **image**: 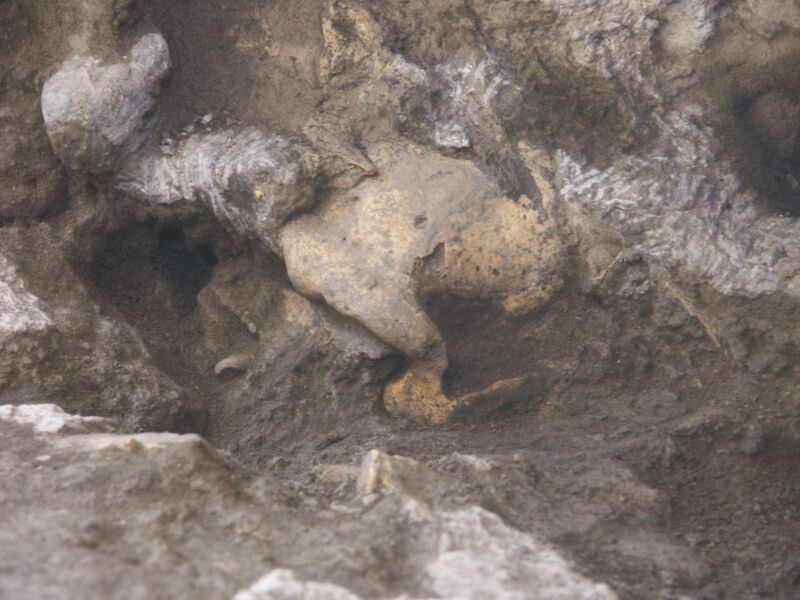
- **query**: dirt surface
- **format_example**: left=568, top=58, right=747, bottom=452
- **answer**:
left=3, top=1, right=800, bottom=599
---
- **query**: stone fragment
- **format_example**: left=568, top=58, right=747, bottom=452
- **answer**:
left=41, top=33, right=170, bottom=172
left=116, top=129, right=320, bottom=255
left=314, top=464, right=358, bottom=484
left=215, top=354, right=254, bottom=377
left=443, top=452, right=493, bottom=473
left=234, top=499, right=616, bottom=600
left=232, top=569, right=362, bottom=600
left=0, top=404, right=112, bottom=434
left=0, top=252, right=51, bottom=335
left=658, top=0, right=717, bottom=57
left=53, top=432, right=205, bottom=453
left=0, top=408, right=620, bottom=600
left=425, top=506, right=617, bottom=600
left=0, top=229, right=197, bottom=431
left=356, top=449, right=444, bottom=498
left=0, top=252, right=55, bottom=394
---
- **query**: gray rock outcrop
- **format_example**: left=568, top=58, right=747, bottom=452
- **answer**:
left=41, top=33, right=170, bottom=172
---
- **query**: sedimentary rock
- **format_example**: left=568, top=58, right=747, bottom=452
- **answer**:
left=0, top=227, right=197, bottom=431
left=116, top=129, right=320, bottom=255
left=0, top=403, right=112, bottom=434
left=1, top=409, right=618, bottom=600
left=233, top=570, right=362, bottom=600
left=41, top=33, right=170, bottom=172
left=556, top=111, right=800, bottom=298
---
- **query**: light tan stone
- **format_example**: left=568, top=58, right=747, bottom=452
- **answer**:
left=356, top=449, right=442, bottom=497
left=282, top=144, right=563, bottom=422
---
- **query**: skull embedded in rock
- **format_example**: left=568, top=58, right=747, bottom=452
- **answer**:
left=281, top=144, right=564, bottom=423
left=41, top=33, right=565, bottom=425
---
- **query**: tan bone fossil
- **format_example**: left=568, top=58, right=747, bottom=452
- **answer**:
left=281, top=143, right=564, bottom=423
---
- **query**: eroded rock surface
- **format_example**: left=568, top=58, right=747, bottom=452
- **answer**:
left=3, top=0, right=800, bottom=598
left=116, top=129, right=321, bottom=255
left=0, top=227, right=198, bottom=431
left=41, top=33, right=170, bottom=172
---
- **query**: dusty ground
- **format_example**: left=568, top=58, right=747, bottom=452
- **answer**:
left=2, top=1, right=800, bottom=599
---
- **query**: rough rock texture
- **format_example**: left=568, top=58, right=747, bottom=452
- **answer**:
left=3, top=0, right=800, bottom=598
left=0, top=403, right=112, bottom=434
left=1, top=408, right=616, bottom=600
left=41, top=33, right=170, bottom=173
left=0, top=227, right=198, bottom=431
left=557, top=111, right=800, bottom=299
left=116, top=129, right=323, bottom=255
left=233, top=570, right=364, bottom=600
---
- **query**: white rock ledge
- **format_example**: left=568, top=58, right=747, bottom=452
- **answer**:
left=0, top=404, right=112, bottom=434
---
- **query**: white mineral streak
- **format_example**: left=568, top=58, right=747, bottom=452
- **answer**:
left=434, top=119, right=470, bottom=149
left=436, top=58, right=517, bottom=111
left=432, top=54, right=520, bottom=148
left=539, top=0, right=663, bottom=88
left=556, top=111, right=800, bottom=298
left=54, top=432, right=202, bottom=452
left=0, top=404, right=110, bottom=434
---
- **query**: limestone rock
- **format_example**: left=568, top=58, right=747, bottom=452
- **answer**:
left=555, top=111, right=800, bottom=298
left=0, top=250, right=57, bottom=397
left=232, top=569, right=362, bottom=600
left=0, top=227, right=197, bottom=431
left=0, top=252, right=50, bottom=334
left=116, top=129, right=320, bottom=255
left=0, top=403, right=112, bottom=434
left=0, top=401, right=625, bottom=600
left=658, top=0, right=718, bottom=57
left=41, top=33, right=170, bottom=172
left=356, top=449, right=445, bottom=498
left=0, top=412, right=262, bottom=600
left=234, top=496, right=617, bottom=600
left=425, top=506, right=617, bottom=600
